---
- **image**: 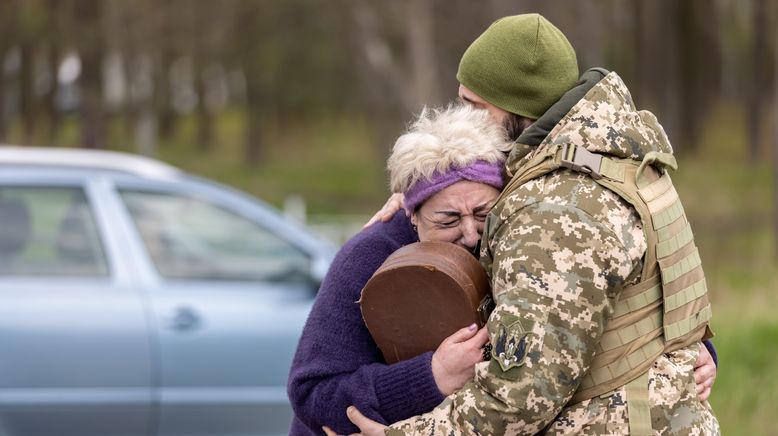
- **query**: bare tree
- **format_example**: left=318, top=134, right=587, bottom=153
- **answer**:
left=349, top=0, right=415, bottom=114
left=16, top=0, right=50, bottom=144
left=771, top=2, right=778, bottom=257
left=407, top=0, right=440, bottom=108
left=234, top=0, right=270, bottom=165
left=0, top=1, right=19, bottom=141
left=63, top=0, right=107, bottom=149
left=42, top=0, right=65, bottom=144
left=748, top=0, right=767, bottom=163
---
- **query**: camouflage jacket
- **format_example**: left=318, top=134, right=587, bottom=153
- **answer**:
left=386, top=71, right=718, bottom=435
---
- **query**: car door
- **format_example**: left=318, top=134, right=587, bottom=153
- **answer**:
left=0, top=173, right=155, bottom=436
left=114, top=178, right=327, bottom=436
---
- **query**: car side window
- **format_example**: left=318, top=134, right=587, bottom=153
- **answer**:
left=0, top=186, right=109, bottom=276
left=119, top=190, right=312, bottom=283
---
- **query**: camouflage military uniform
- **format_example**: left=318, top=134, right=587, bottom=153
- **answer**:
left=386, top=71, right=719, bottom=435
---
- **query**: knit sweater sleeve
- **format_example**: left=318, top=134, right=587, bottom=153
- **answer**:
left=287, top=216, right=445, bottom=435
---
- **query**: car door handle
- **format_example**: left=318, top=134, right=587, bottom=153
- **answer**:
left=168, top=306, right=202, bottom=332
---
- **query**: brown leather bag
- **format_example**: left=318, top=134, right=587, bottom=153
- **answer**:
left=360, top=241, right=493, bottom=364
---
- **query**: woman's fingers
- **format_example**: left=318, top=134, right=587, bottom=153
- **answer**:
left=346, top=406, right=386, bottom=436
left=443, top=323, right=479, bottom=344
left=466, top=326, right=490, bottom=348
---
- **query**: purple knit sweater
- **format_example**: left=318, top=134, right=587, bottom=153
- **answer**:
left=287, top=211, right=445, bottom=435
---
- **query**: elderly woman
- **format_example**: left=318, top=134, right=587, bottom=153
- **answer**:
left=287, top=104, right=511, bottom=435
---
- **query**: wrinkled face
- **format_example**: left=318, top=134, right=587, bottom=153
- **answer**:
left=412, top=180, right=500, bottom=250
left=458, top=84, right=511, bottom=126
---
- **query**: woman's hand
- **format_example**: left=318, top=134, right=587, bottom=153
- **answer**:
left=431, top=323, right=490, bottom=396
left=363, top=193, right=405, bottom=228
left=694, top=342, right=716, bottom=402
left=322, top=406, right=386, bottom=436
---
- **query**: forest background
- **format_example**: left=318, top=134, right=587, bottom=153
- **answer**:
left=1, top=0, right=777, bottom=433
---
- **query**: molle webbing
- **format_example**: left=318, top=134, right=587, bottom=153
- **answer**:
left=502, top=144, right=712, bottom=404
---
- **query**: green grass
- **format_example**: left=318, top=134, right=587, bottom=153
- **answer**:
left=708, top=315, right=778, bottom=435
left=154, top=110, right=389, bottom=215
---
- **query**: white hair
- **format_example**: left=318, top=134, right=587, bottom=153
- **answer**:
left=388, top=104, right=512, bottom=194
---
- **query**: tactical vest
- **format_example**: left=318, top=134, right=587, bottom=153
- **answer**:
left=497, top=143, right=713, bottom=434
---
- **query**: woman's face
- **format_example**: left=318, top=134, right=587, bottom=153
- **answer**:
left=412, top=180, right=500, bottom=250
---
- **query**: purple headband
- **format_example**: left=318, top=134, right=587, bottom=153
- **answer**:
left=403, top=160, right=505, bottom=215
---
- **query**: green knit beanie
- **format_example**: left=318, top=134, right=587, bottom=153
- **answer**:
left=456, top=14, right=579, bottom=120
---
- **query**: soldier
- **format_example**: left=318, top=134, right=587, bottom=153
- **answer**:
left=348, top=13, right=720, bottom=435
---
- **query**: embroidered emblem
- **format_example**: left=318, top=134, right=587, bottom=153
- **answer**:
left=492, top=317, right=533, bottom=372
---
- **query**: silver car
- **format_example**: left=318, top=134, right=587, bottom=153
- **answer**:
left=0, top=146, right=336, bottom=436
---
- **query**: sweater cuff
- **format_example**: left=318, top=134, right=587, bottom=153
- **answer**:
left=374, top=351, right=446, bottom=424
left=703, top=339, right=718, bottom=367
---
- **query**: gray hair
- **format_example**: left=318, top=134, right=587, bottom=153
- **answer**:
left=388, top=104, right=512, bottom=194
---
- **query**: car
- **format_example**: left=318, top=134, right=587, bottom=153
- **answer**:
left=0, top=145, right=337, bottom=436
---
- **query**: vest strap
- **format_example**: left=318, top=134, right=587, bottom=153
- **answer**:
left=651, top=200, right=684, bottom=230
left=665, top=278, right=708, bottom=313
left=656, top=215, right=687, bottom=242
left=660, top=247, right=701, bottom=284
left=665, top=305, right=712, bottom=341
left=599, top=310, right=662, bottom=352
left=571, top=336, right=663, bottom=402
left=613, top=284, right=661, bottom=318
left=656, top=225, right=694, bottom=259
left=625, top=371, right=653, bottom=436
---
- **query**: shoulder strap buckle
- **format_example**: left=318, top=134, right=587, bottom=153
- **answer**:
left=560, top=144, right=603, bottom=179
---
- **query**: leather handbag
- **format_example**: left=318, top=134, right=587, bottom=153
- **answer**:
left=360, top=241, right=493, bottom=364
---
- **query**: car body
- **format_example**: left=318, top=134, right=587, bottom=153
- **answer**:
left=0, top=146, right=336, bottom=436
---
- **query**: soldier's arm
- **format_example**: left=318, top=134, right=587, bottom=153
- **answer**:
left=386, top=200, right=641, bottom=435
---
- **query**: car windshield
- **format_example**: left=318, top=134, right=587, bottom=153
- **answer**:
left=119, top=189, right=311, bottom=282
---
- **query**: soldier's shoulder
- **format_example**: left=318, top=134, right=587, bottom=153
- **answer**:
left=496, top=169, right=631, bottom=220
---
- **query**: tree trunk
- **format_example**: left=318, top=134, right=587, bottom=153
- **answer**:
left=243, top=63, right=264, bottom=166
left=573, top=0, right=604, bottom=71
left=0, top=48, right=6, bottom=141
left=19, top=40, right=36, bottom=144
left=406, top=0, right=440, bottom=109
left=75, top=0, right=107, bottom=149
left=80, top=48, right=107, bottom=149
left=349, top=0, right=415, bottom=114
left=0, top=1, right=13, bottom=141
left=658, top=0, right=683, bottom=151
left=773, top=1, right=778, bottom=259
left=748, top=0, right=767, bottom=163
left=44, top=41, right=63, bottom=144
left=195, top=68, right=214, bottom=150
left=155, top=55, right=177, bottom=139
left=193, top=2, right=214, bottom=150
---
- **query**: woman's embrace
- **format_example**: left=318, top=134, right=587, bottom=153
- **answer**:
left=287, top=104, right=511, bottom=435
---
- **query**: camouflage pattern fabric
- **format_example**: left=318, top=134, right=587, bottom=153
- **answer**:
left=385, top=72, right=719, bottom=435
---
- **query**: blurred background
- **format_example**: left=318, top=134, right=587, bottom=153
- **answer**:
left=0, top=0, right=776, bottom=433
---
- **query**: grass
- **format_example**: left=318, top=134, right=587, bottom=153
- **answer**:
left=151, top=110, right=389, bottom=215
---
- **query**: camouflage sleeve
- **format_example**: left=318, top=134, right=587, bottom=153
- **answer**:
left=386, top=195, right=641, bottom=435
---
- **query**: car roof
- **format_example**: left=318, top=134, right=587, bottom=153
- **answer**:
left=0, top=145, right=182, bottom=180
